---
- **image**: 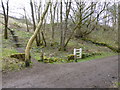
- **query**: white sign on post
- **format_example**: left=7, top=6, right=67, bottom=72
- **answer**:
left=74, top=48, right=82, bottom=59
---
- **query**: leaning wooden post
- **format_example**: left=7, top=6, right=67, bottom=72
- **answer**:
left=25, top=2, right=50, bottom=67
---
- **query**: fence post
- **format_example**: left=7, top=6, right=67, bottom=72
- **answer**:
left=74, top=48, right=77, bottom=61
left=74, top=48, right=76, bottom=55
left=79, top=48, right=82, bottom=58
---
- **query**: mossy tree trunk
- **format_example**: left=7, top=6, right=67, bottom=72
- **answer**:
left=25, top=2, right=50, bottom=67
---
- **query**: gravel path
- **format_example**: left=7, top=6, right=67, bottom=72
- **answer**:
left=2, top=55, right=118, bottom=88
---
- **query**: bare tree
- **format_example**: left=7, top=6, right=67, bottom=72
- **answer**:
left=37, top=1, right=41, bottom=23
left=63, top=2, right=98, bottom=48
left=96, top=2, right=107, bottom=30
left=108, top=2, right=117, bottom=30
left=59, top=0, right=63, bottom=50
left=50, top=2, right=57, bottom=44
left=1, top=0, right=9, bottom=39
left=64, top=1, right=71, bottom=46
left=118, top=3, right=120, bottom=47
left=23, top=7, right=29, bottom=32
left=57, top=3, right=59, bottom=27
left=59, top=0, right=71, bottom=51
left=30, top=0, right=41, bottom=46
left=25, top=2, right=50, bottom=67
left=74, top=1, right=83, bottom=38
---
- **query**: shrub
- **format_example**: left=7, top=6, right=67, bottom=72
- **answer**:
left=39, top=56, right=60, bottom=63
left=67, top=54, right=75, bottom=61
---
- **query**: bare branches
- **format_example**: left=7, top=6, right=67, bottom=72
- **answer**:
left=25, top=2, right=50, bottom=67
left=1, top=0, right=9, bottom=39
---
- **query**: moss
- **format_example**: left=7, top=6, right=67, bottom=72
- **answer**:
left=82, top=53, right=91, bottom=58
left=38, top=56, right=62, bottom=63
left=67, top=54, right=75, bottom=61
left=1, top=48, right=18, bottom=59
left=106, top=45, right=120, bottom=53
left=43, top=59, right=49, bottom=63
left=10, top=53, right=26, bottom=61
left=40, top=45, right=45, bottom=48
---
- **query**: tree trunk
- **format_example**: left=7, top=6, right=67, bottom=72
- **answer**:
left=50, top=2, right=57, bottom=43
left=75, top=1, right=82, bottom=38
left=41, top=31, right=46, bottom=47
left=57, top=3, right=59, bottom=27
left=63, top=1, right=71, bottom=50
left=38, top=1, right=42, bottom=45
left=1, top=0, right=9, bottom=39
left=30, top=0, right=40, bottom=46
left=59, top=1, right=64, bottom=51
left=50, top=3, right=54, bottom=40
left=118, top=3, right=120, bottom=50
left=118, top=3, right=120, bottom=83
left=25, top=2, right=50, bottom=67
left=24, top=8, right=29, bottom=32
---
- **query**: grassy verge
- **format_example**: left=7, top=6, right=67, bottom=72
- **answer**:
left=2, top=38, right=25, bottom=72
left=2, top=57, right=25, bottom=72
left=77, top=52, right=118, bottom=62
left=1, top=48, right=25, bottom=72
left=33, top=51, right=117, bottom=64
left=2, top=48, right=18, bottom=58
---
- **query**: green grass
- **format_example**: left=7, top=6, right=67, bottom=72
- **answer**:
left=111, top=82, right=120, bottom=88
left=31, top=35, right=118, bottom=64
left=16, top=30, right=32, bottom=38
left=77, top=52, right=117, bottom=62
left=2, top=37, right=24, bottom=72
left=1, top=38, right=18, bottom=60
left=2, top=57, right=25, bottom=72
left=1, top=48, right=25, bottom=72
left=2, top=48, right=18, bottom=58
left=115, top=82, right=120, bottom=87
left=53, top=52, right=117, bottom=64
left=89, top=29, right=118, bottom=48
left=2, top=38, right=18, bottom=59
left=33, top=48, right=117, bottom=64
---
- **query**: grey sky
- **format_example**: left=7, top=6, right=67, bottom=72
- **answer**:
left=0, top=0, right=119, bottom=19
left=0, top=0, right=30, bottom=18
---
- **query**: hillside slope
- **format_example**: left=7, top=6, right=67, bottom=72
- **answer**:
left=1, top=14, right=118, bottom=72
